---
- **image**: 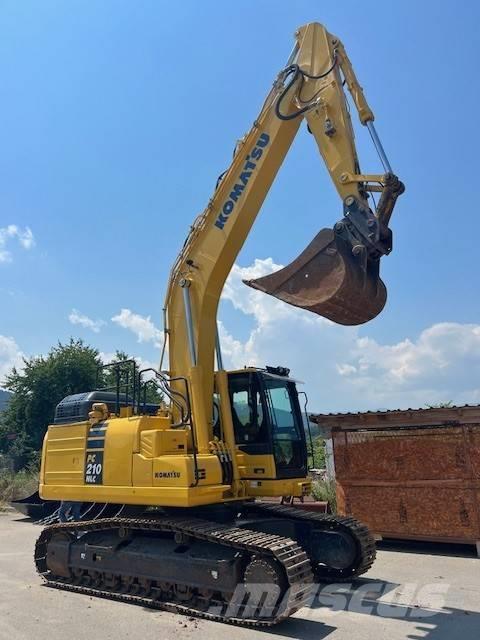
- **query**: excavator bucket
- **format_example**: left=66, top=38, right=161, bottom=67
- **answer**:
left=243, top=228, right=387, bottom=326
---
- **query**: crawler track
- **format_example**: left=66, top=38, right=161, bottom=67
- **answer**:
left=34, top=516, right=314, bottom=627
left=244, top=502, right=376, bottom=581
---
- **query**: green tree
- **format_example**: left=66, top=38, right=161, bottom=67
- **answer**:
left=0, top=339, right=101, bottom=468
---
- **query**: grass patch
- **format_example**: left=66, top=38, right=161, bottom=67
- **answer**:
left=311, top=478, right=337, bottom=513
left=0, top=467, right=38, bottom=508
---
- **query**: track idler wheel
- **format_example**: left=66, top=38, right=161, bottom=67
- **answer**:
left=241, top=556, right=287, bottom=619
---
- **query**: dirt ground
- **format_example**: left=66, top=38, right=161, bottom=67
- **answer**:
left=1, top=511, right=479, bottom=640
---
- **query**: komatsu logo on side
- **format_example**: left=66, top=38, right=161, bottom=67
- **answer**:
left=155, top=471, right=181, bottom=479
left=214, top=132, right=270, bottom=230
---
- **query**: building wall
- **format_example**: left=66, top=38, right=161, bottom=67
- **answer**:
left=311, top=407, right=480, bottom=545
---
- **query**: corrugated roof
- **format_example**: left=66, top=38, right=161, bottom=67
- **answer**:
left=309, top=404, right=480, bottom=430
left=311, top=404, right=480, bottom=418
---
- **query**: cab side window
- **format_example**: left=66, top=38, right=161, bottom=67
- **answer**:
left=229, top=375, right=267, bottom=445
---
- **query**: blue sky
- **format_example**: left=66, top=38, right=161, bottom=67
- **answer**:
left=1, top=1, right=480, bottom=411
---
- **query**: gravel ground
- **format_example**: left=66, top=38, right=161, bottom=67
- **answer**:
left=1, top=511, right=479, bottom=640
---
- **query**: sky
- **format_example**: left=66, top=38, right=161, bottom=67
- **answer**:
left=1, top=0, right=480, bottom=412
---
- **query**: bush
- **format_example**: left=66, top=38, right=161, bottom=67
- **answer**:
left=307, top=435, right=326, bottom=469
left=0, top=467, right=38, bottom=507
left=311, top=478, right=337, bottom=513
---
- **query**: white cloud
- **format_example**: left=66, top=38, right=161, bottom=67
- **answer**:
left=98, top=351, right=117, bottom=365
left=336, top=363, right=357, bottom=376
left=217, top=320, right=248, bottom=365
left=0, top=336, right=24, bottom=384
left=343, top=323, right=480, bottom=409
left=111, top=308, right=163, bottom=348
left=0, top=225, right=35, bottom=263
left=17, top=227, right=35, bottom=249
left=69, top=309, right=106, bottom=333
left=99, top=351, right=159, bottom=377
left=219, top=258, right=480, bottom=412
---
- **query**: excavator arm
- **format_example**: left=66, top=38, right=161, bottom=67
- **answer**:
left=163, top=22, right=404, bottom=452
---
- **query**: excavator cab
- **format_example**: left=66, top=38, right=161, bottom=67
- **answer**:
left=228, top=367, right=308, bottom=480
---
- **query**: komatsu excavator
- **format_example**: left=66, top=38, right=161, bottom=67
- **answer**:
left=35, top=22, right=404, bottom=625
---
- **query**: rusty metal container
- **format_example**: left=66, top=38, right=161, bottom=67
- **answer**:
left=311, top=406, right=480, bottom=554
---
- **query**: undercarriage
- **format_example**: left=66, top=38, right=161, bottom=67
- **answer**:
left=35, top=502, right=375, bottom=626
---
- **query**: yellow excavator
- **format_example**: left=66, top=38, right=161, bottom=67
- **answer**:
left=35, top=22, right=404, bottom=625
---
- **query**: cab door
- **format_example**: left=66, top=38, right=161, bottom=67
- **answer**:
left=229, top=373, right=271, bottom=456
left=262, top=377, right=307, bottom=479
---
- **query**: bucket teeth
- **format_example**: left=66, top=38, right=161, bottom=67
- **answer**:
left=243, top=228, right=387, bottom=326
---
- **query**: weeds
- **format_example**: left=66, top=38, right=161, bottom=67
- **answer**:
left=0, top=466, right=38, bottom=509
left=311, top=478, right=337, bottom=513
